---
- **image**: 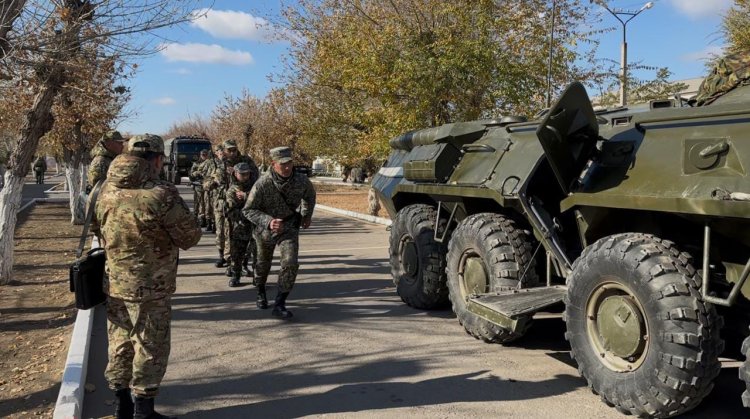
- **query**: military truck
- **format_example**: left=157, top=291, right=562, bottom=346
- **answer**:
left=372, top=64, right=750, bottom=416
left=163, top=136, right=212, bottom=184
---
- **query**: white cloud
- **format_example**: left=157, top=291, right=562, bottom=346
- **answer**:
left=160, top=42, right=253, bottom=65
left=681, top=45, right=726, bottom=62
left=190, top=8, right=280, bottom=41
left=172, top=68, right=192, bottom=75
left=668, top=0, right=732, bottom=19
left=153, top=97, right=176, bottom=106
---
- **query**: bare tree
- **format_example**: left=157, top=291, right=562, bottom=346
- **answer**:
left=0, top=0, right=205, bottom=284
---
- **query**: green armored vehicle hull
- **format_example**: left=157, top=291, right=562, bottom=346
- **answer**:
left=372, top=77, right=750, bottom=417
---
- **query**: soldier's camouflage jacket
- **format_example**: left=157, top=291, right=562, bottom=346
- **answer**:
left=242, top=170, right=316, bottom=236
left=226, top=177, right=255, bottom=240
left=88, top=140, right=118, bottom=189
left=189, top=159, right=205, bottom=191
left=94, top=154, right=202, bottom=301
left=695, top=51, right=750, bottom=106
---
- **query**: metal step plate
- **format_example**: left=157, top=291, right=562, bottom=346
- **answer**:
left=470, top=286, right=567, bottom=319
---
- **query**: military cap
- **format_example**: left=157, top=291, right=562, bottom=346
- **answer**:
left=102, top=130, right=124, bottom=142
left=222, top=139, right=238, bottom=150
left=270, top=146, right=293, bottom=163
left=128, top=133, right=165, bottom=155
left=234, top=162, right=252, bottom=174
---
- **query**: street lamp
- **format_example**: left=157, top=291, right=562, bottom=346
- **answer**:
left=592, top=1, right=654, bottom=106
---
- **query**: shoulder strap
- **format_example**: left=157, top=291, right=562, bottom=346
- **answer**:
left=77, top=180, right=104, bottom=258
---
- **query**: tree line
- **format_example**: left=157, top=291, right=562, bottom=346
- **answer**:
left=0, top=0, right=746, bottom=284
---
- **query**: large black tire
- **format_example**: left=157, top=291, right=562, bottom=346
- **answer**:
left=446, top=213, right=539, bottom=344
left=564, top=233, right=723, bottom=418
left=388, top=204, right=448, bottom=309
left=741, top=331, right=750, bottom=407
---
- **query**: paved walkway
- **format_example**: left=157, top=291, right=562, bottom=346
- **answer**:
left=80, top=186, right=746, bottom=418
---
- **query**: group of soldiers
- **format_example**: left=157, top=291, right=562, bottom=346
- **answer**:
left=88, top=130, right=316, bottom=418
left=188, top=139, right=260, bottom=288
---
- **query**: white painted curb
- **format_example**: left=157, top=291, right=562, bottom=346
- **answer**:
left=52, top=307, right=94, bottom=419
left=316, top=204, right=392, bottom=226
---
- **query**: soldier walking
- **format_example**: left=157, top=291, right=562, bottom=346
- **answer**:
left=243, top=146, right=316, bottom=318
left=32, top=155, right=47, bottom=184
left=94, top=134, right=201, bottom=419
left=225, top=162, right=259, bottom=287
left=87, top=130, right=124, bottom=192
left=189, top=149, right=209, bottom=228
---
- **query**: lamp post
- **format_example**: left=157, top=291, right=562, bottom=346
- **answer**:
left=593, top=1, right=653, bottom=106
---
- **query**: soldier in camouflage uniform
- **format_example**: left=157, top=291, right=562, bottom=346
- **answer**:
left=205, top=139, right=259, bottom=272
left=94, top=134, right=201, bottom=419
left=225, top=162, right=259, bottom=287
left=87, top=130, right=124, bottom=192
left=189, top=149, right=209, bottom=228
left=199, top=146, right=222, bottom=233
left=243, top=146, right=315, bottom=318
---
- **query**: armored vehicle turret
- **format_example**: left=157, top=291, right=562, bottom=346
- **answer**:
left=372, top=56, right=750, bottom=417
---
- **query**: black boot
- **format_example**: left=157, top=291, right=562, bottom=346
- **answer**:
left=215, top=250, right=226, bottom=268
left=256, top=285, right=268, bottom=309
left=242, top=258, right=253, bottom=277
left=206, top=221, right=215, bottom=233
left=133, top=396, right=175, bottom=419
left=228, top=272, right=240, bottom=287
left=272, top=292, right=292, bottom=318
left=114, top=388, right=134, bottom=419
left=225, top=266, right=235, bottom=277
left=199, top=217, right=206, bottom=228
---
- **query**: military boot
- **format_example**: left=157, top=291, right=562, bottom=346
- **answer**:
left=206, top=221, right=215, bottom=233
left=242, top=258, right=254, bottom=277
left=256, top=285, right=268, bottom=309
left=225, top=266, right=235, bottom=277
left=133, top=396, right=175, bottom=419
left=215, top=250, right=227, bottom=268
left=199, top=217, right=206, bottom=228
left=272, top=292, right=292, bottom=318
left=114, top=388, right=134, bottom=419
left=228, top=272, right=240, bottom=287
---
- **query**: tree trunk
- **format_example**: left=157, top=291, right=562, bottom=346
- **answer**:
left=0, top=74, right=62, bottom=284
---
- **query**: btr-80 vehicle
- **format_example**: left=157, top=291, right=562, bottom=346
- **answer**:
left=372, top=59, right=750, bottom=417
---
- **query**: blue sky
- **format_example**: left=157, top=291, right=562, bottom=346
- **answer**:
left=118, top=0, right=733, bottom=135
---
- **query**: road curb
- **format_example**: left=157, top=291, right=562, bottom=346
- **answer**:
left=52, top=236, right=100, bottom=418
left=52, top=307, right=94, bottom=419
left=316, top=204, right=392, bottom=226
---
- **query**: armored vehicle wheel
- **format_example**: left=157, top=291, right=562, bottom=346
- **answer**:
left=564, top=233, right=723, bottom=417
left=446, top=213, right=538, bottom=343
left=742, top=332, right=750, bottom=407
left=389, top=204, right=448, bottom=309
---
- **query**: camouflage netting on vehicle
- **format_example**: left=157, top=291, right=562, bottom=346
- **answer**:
left=695, top=51, right=750, bottom=106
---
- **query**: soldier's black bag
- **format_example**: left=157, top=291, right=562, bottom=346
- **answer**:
left=69, top=180, right=106, bottom=310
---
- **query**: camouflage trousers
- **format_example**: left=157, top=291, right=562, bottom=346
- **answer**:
left=105, top=296, right=172, bottom=397
left=203, top=190, right=214, bottom=221
left=230, top=221, right=255, bottom=277
left=253, top=229, right=300, bottom=293
left=193, top=189, right=204, bottom=219
left=214, top=202, right=232, bottom=260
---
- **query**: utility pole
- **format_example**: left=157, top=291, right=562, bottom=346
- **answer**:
left=546, top=0, right=557, bottom=108
left=592, top=1, right=654, bottom=106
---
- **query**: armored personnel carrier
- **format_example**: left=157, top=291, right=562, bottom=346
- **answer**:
left=372, top=57, right=750, bottom=417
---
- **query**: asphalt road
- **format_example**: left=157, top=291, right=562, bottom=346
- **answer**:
left=81, top=185, right=746, bottom=418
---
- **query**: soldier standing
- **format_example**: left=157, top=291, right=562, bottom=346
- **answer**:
left=87, top=130, right=124, bottom=192
left=205, top=139, right=259, bottom=273
left=225, top=162, right=259, bottom=287
left=32, top=155, right=47, bottom=184
left=189, top=149, right=209, bottom=228
left=243, top=146, right=316, bottom=318
left=94, top=134, right=201, bottom=419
